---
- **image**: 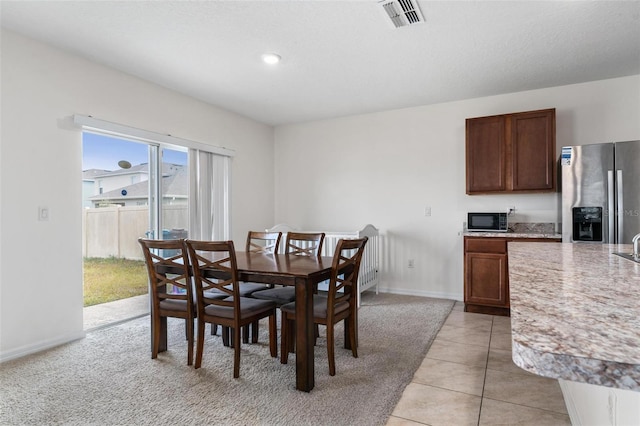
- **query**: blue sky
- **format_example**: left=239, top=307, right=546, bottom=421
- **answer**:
left=82, top=132, right=187, bottom=170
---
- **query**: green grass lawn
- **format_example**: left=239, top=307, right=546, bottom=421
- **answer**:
left=83, top=257, right=148, bottom=307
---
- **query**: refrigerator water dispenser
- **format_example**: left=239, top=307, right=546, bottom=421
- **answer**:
left=572, top=207, right=603, bottom=242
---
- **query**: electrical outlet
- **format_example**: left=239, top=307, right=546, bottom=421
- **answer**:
left=424, top=206, right=431, bottom=217
left=408, top=259, right=415, bottom=268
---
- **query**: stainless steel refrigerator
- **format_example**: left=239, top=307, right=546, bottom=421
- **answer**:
left=561, top=140, right=640, bottom=244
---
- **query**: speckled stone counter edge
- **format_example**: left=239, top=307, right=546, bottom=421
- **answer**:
left=512, top=340, right=640, bottom=391
left=508, top=242, right=640, bottom=392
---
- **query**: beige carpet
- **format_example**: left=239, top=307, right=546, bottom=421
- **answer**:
left=0, top=293, right=454, bottom=425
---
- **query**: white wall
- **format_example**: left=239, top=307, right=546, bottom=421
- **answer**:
left=274, top=75, right=640, bottom=300
left=0, top=30, right=275, bottom=360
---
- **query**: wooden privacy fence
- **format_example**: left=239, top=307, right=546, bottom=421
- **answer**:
left=82, top=205, right=187, bottom=260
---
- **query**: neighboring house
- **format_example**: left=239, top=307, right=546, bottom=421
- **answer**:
left=93, top=163, right=150, bottom=196
left=82, top=169, right=110, bottom=208
left=87, top=163, right=187, bottom=208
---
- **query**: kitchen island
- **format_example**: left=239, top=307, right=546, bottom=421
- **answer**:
left=508, top=242, right=639, bottom=425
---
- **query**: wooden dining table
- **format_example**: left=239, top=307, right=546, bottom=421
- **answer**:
left=234, top=251, right=334, bottom=392
left=162, top=249, right=352, bottom=391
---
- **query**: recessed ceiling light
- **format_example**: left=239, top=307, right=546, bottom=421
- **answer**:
left=261, top=53, right=281, bottom=65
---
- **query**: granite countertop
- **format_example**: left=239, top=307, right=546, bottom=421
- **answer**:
left=508, top=242, right=640, bottom=391
left=462, top=222, right=562, bottom=239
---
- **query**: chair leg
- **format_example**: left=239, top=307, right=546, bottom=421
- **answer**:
left=151, top=314, right=161, bottom=359
left=288, top=320, right=296, bottom=354
left=269, top=314, right=277, bottom=358
left=233, top=326, right=242, bottom=378
left=280, top=315, right=289, bottom=364
left=194, top=319, right=206, bottom=369
left=211, top=323, right=218, bottom=335
left=222, top=326, right=231, bottom=347
left=344, top=308, right=358, bottom=350
left=242, top=324, right=249, bottom=343
left=327, top=322, right=336, bottom=376
left=187, top=318, right=194, bottom=366
left=348, top=317, right=358, bottom=358
left=159, top=316, right=168, bottom=353
left=252, top=320, right=259, bottom=343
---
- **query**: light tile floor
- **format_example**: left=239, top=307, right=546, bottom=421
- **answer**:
left=387, top=301, right=571, bottom=426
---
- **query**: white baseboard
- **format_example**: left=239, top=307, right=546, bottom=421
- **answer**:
left=369, top=286, right=462, bottom=302
left=0, top=330, right=86, bottom=363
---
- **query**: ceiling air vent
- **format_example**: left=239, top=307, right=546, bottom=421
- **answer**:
left=379, top=0, right=425, bottom=28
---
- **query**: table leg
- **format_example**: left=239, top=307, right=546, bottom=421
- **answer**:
left=295, top=277, right=315, bottom=392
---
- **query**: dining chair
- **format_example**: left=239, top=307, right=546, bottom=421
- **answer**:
left=232, top=231, right=282, bottom=343
left=251, top=231, right=326, bottom=306
left=234, top=231, right=282, bottom=297
left=280, top=237, right=368, bottom=376
left=282, top=231, right=326, bottom=256
left=184, top=239, right=278, bottom=377
left=138, top=238, right=198, bottom=365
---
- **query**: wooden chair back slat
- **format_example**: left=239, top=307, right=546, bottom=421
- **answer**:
left=327, top=237, right=368, bottom=317
left=285, top=232, right=325, bottom=256
left=246, top=231, right=282, bottom=254
left=184, top=240, right=238, bottom=311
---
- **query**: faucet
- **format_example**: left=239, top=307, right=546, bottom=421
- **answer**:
left=633, top=233, right=640, bottom=259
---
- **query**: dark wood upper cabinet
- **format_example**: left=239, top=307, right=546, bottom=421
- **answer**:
left=466, top=108, right=556, bottom=194
left=466, top=115, right=506, bottom=192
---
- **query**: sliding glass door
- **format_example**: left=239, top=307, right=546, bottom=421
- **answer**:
left=76, top=114, right=232, bottom=330
left=82, top=133, right=189, bottom=329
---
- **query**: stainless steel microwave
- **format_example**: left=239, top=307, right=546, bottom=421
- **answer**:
left=467, top=212, right=508, bottom=232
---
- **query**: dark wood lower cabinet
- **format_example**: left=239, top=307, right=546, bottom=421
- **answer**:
left=464, top=236, right=560, bottom=316
left=465, top=252, right=508, bottom=313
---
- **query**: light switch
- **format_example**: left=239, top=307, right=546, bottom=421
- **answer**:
left=424, top=206, right=431, bottom=217
left=38, top=206, right=49, bottom=221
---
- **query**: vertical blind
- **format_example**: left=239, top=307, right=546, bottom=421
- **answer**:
left=188, top=149, right=230, bottom=241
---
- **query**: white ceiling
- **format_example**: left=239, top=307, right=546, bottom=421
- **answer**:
left=2, top=1, right=639, bottom=126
